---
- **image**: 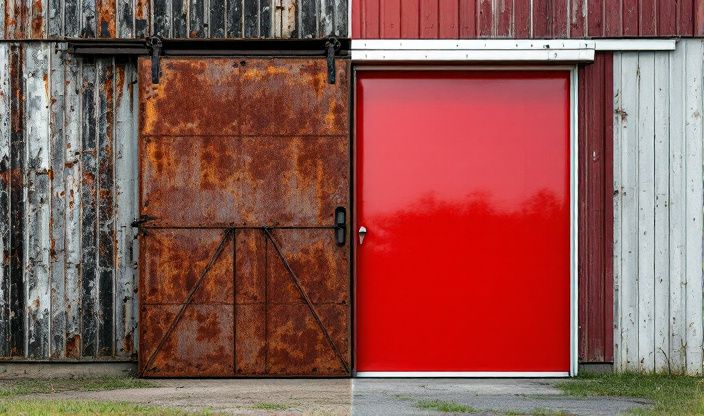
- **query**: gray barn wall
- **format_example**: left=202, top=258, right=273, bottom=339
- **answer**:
left=0, top=42, right=138, bottom=360
left=613, top=39, right=704, bottom=375
left=0, top=0, right=347, bottom=39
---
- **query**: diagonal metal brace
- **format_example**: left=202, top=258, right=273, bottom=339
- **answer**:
left=140, top=228, right=234, bottom=376
left=325, top=37, right=341, bottom=85
left=262, top=227, right=350, bottom=374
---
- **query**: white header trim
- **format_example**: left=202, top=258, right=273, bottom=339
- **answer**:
left=351, top=39, right=595, bottom=62
left=593, top=39, right=677, bottom=51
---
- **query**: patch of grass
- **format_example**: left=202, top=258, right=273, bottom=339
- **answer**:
left=251, top=402, right=290, bottom=411
left=0, top=399, right=215, bottom=416
left=557, top=373, right=704, bottom=416
left=504, top=409, right=572, bottom=416
left=0, top=376, right=154, bottom=398
left=416, top=399, right=477, bottom=413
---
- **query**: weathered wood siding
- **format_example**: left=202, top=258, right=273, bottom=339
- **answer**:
left=613, top=39, right=704, bottom=375
left=352, top=0, right=700, bottom=39
left=0, top=0, right=346, bottom=39
left=0, top=42, right=138, bottom=360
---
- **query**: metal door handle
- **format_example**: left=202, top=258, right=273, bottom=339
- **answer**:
left=358, top=226, right=367, bottom=245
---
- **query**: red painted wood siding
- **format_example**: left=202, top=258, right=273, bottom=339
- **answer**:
left=578, top=53, right=614, bottom=364
left=353, top=0, right=698, bottom=38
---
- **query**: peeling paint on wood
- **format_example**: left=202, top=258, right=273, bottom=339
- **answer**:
left=0, top=44, right=11, bottom=357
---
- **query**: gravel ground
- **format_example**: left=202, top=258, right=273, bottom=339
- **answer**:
left=36, top=378, right=650, bottom=415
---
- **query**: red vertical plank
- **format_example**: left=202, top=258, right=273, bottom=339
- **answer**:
left=401, top=0, right=421, bottom=38
left=381, top=0, right=401, bottom=37
left=478, top=0, right=493, bottom=36
left=602, top=53, right=615, bottom=363
left=352, top=0, right=362, bottom=37
left=570, top=0, right=586, bottom=38
left=532, top=0, right=551, bottom=37
left=578, top=53, right=615, bottom=364
left=364, top=0, right=380, bottom=38
left=439, top=0, right=459, bottom=37
left=552, top=0, right=569, bottom=37
left=514, top=0, right=531, bottom=38
left=658, top=0, right=677, bottom=35
left=622, top=0, right=638, bottom=35
left=604, top=0, right=622, bottom=36
left=639, top=0, right=657, bottom=36
left=459, top=0, right=477, bottom=37
left=420, top=0, right=439, bottom=38
left=695, top=0, right=704, bottom=35
left=587, top=0, right=604, bottom=36
left=496, top=0, right=513, bottom=36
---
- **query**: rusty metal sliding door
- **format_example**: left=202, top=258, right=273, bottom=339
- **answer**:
left=137, top=57, right=351, bottom=377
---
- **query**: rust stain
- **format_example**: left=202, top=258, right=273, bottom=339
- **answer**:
left=31, top=0, right=43, bottom=38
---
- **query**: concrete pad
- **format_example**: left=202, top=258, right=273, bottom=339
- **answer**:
left=34, top=378, right=650, bottom=415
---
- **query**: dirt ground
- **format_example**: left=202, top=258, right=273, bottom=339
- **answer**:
left=36, top=378, right=649, bottom=415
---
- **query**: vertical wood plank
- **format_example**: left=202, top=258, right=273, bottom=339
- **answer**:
left=227, top=0, right=243, bottom=37
left=49, top=44, right=66, bottom=358
left=80, top=59, right=98, bottom=358
left=419, top=0, right=438, bottom=37
left=351, top=0, right=361, bottom=37
left=300, top=0, right=316, bottom=37
left=657, top=0, right=676, bottom=36
left=274, top=0, right=297, bottom=37
left=152, top=0, right=169, bottom=37
left=552, top=0, right=569, bottom=37
left=25, top=43, right=51, bottom=359
left=116, top=0, right=134, bottom=37
left=478, top=0, right=492, bottom=37
left=172, top=0, right=188, bottom=37
left=30, top=0, right=47, bottom=38
left=571, top=0, right=585, bottom=37
left=578, top=61, right=589, bottom=363
left=668, top=38, right=687, bottom=374
left=5, top=0, right=25, bottom=38
left=401, top=0, right=421, bottom=38
left=333, top=0, right=346, bottom=36
left=612, top=51, right=623, bottom=369
left=48, top=0, right=63, bottom=36
left=637, top=52, right=655, bottom=373
left=381, top=0, right=401, bottom=38
left=679, top=0, right=694, bottom=36
left=65, top=0, right=80, bottom=36
left=243, top=0, right=258, bottom=37
left=362, top=0, right=379, bottom=38
left=622, top=0, right=638, bottom=36
left=587, top=0, right=603, bottom=36
left=438, top=0, right=459, bottom=37
left=514, top=0, right=531, bottom=38
left=8, top=44, right=25, bottom=357
left=260, top=0, right=272, bottom=36
left=532, top=0, right=551, bottom=37
left=114, top=59, right=136, bottom=358
left=603, top=52, right=615, bottom=363
left=695, top=0, right=704, bottom=35
left=96, top=0, right=116, bottom=36
left=618, top=52, right=640, bottom=372
left=81, top=0, right=97, bottom=37
left=96, top=58, right=114, bottom=357
left=210, top=0, right=226, bottom=37
left=134, top=0, right=149, bottom=36
left=604, top=0, right=622, bottom=36
left=495, top=0, right=512, bottom=37
left=189, top=0, right=206, bottom=37
left=653, top=51, right=670, bottom=373
left=63, top=52, right=82, bottom=359
left=319, top=0, right=334, bottom=36
left=684, top=39, right=704, bottom=375
left=639, top=0, right=656, bottom=36
left=0, top=0, right=4, bottom=38
left=0, top=44, right=11, bottom=357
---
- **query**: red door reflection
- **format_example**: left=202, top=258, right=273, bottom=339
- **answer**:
left=355, top=70, right=571, bottom=373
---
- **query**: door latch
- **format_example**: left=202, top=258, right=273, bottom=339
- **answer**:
left=325, top=37, right=341, bottom=85
left=358, top=226, right=367, bottom=245
left=334, top=207, right=346, bottom=246
left=146, top=36, right=163, bottom=84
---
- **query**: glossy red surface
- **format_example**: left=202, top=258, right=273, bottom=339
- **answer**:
left=355, top=71, right=572, bottom=372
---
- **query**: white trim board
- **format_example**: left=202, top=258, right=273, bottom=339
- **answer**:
left=350, top=39, right=677, bottom=62
left=355, top=372, right=571, bottom=378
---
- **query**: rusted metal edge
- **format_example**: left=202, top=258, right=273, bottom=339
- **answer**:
left=262, top=228, right=350, bottom=375
left=68, top=38, right=351, bottom=57
left=140, top=228, right=234, bottom=376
